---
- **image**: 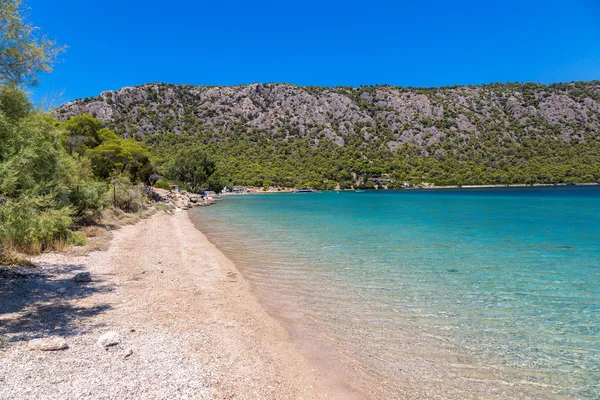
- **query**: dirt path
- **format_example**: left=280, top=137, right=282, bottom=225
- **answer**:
left=0, top=211, right=358, bottom=399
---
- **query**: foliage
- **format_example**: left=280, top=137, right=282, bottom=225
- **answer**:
left=0, top=86, right=106, bottom=252
left=56, top=113, right=156, bottom=184
left=102, top=81, right=599, bottom=189
left=107, top=174, right=146, bottom=213
left=0, top=197, right=73, bottom=252
left=165, top=146, right=224, bottom=193
left=153, top=179, right=172, bottom=190
left=62, top=114, right=102, bottom=155
left=87, top=133, right=154, bottom=183
left=0, top=0, right=65, bottom=86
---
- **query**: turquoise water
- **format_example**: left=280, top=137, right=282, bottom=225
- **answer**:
left=190, top=187, right=600, bottom=398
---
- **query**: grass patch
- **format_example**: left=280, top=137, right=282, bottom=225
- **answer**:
left=0, top=245, right=35, bottom=267
left=81, top=226, right=106, bottom=238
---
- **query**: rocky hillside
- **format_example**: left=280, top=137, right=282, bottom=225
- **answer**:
left=54, top=81, right=600, bottom=187
left=55, top=81, right=600, bottom=149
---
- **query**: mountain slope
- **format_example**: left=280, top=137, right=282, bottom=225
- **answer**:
left=54, top=81, right=600, bottom=187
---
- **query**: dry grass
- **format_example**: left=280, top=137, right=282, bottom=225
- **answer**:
left=1, top=201, right=174, bottom=260
left=100, top=207, right=142, bottom=228
left=81, top=225, right=107, bottom=238
left=100, top=205, right=173, bottom=229
left=68, top=232, right=113, bottom=256
left=50, top=239, right=72, bottom=253
left=66, top=205, right=172, bottom=256
left=0, top=245, right=35, bottom=267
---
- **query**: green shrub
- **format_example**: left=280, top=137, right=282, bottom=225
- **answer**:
left=69, top=231, right=87, bottom=247
left=0, top=197, right=73, bottom=253
left=70, top=180, right=107, bottom=218
left=108, top=174, right=146, bottom=213
left=153, top=179, right=171, bottom=190
left=0, top=86, right=109, bottom=253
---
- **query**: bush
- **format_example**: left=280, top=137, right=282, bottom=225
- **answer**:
left=69, top=231, right=87, bottom=247
left=70, top=180, right=107, bottom=218
left=0, top=86, right=109, bottom=253
left=0, top=197, right=73, bottom=253
left=108, top=175, right=146, bottom=213
left=153, top=179, right=172, bottom=190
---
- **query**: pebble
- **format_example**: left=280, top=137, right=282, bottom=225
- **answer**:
left=97, top=332, right=120, bottom=348
left=28, top=337, right=68, bottom=351
left=73, top=272, right=92, bottom=282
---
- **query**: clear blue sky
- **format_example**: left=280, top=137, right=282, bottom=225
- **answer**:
left=26, top=0, right=600, bottom=105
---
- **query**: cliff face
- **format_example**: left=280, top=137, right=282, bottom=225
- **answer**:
left=54, top=81, right=600, bottom=152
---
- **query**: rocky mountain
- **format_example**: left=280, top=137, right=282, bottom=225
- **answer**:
left=55, top=81, right=600, bottom=148
left=54, top=81, right=600, bottom=187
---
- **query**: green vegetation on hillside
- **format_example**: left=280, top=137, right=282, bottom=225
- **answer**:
left=57, top=81, right=600, bottom=189
left=141, top=121, right=600, bottom=189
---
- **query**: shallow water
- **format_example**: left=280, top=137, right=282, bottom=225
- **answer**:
left=189, top=186, right=600, bottom=398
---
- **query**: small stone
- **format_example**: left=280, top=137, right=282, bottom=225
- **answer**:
left=130, top=328, right=136, bottom=332
left=97, top=331, right=120, bottom=348
left=73, top=272, right=92, bottom=282
left=56, top=287, right=67, bottom=294
left=28, top=337, right=68, bottom=351
left=123, top=348, right=133, bottom=359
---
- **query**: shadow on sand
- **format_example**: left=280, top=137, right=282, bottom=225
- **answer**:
left=0, top=263, right=113, bottom=344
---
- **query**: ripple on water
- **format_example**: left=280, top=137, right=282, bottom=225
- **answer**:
left=190, top=187, right=600, bottom=398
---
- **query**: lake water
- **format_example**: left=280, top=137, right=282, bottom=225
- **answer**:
left=189, top=186, right=600, bottom=398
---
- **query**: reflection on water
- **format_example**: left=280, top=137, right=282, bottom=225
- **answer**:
left=190, top=187, right=600, bottom=399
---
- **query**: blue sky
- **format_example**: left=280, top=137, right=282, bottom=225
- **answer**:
left=26, top=0, right=600, bottom=105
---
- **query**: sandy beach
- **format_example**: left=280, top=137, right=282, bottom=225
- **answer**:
left=0, top=210, right=364, bottom=399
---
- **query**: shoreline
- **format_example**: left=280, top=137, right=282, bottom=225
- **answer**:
left=181, top=212, right=368, bottom=399
left=0, top=210, right=361, bottom=399
left=218, top=182, right=600, bottom=195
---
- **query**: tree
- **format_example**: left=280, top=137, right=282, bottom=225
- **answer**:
left=0, top=0, right=65, bottom=86
left=0, top=86, right=105, bottom=252
left=62, top=114, right=103, bottom=155
left=166, top=146, right=224, bottom=193
left=87, top=134, right=154, bottom=183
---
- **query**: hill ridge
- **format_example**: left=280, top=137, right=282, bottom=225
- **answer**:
left=55, top=81, right=600, bottom=187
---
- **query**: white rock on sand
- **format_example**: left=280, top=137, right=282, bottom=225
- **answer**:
left=28, top=338, right=68, bottom=351
left=97, top=331, right=120, bottom=348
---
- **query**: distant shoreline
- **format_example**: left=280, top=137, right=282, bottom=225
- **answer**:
left=218, top=182, right=600, bottom=196
left=420, top=182, right=599, bottom=189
